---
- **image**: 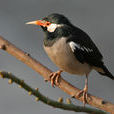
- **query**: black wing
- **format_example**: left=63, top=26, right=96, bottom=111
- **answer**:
left=67, top=27, right=104, bottom=67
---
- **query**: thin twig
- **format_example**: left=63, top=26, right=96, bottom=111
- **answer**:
left=0, top=71, right=106, bottom=114
left=0, top=36, right=114, bottom=113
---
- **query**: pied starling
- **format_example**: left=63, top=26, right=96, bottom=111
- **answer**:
left=26, top=13, right=114, bottom=105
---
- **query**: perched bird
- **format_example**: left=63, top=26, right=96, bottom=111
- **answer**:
left=26, top=13, right=114, bottom=105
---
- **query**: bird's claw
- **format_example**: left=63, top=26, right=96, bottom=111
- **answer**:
left=76, top=86, right=90, bottom=106
left=77, top=90, right=87, bottom=106
left=49, top=70, right=63, bottom=87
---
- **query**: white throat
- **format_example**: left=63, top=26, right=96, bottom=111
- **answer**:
left=47, top=24, right=63, bottom=32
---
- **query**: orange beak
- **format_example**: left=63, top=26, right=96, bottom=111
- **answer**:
left=26, top=20, right=51, bottom=27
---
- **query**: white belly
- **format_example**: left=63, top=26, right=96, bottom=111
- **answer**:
left=44, top=37, right=92, bottom=76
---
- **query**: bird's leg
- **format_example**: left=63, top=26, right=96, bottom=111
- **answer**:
left=49, top=70, right=63, bottom=87
left=76, top=75, right=89, bottom=106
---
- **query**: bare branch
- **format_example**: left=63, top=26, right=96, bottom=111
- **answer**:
left=0, top=71, right=106, bottom=113
left=0, top=36, right=114, bottom=113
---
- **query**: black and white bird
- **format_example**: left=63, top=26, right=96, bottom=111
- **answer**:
left=26, top=13, right=114, bottom=104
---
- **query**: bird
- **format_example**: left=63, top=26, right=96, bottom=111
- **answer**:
left=26, top=13, right=114, bottom=105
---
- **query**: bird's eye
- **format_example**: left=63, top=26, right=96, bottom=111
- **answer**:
left=46, top=22, right=51, bottom=26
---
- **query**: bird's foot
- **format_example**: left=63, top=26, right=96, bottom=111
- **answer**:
left=76, top=86, right=89, bottom=106
left=49, top=70, right=63, bottom=87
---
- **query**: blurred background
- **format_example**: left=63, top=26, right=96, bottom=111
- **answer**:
left=0, top=0, right=114, bottom=114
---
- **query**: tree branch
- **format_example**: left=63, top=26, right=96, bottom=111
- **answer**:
left=0, top=36, right=114, bottom=113
left=0, top=71, right=106, bottom=114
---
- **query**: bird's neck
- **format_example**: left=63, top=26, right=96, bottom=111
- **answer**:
left=43, top=25, right=74, bottom=47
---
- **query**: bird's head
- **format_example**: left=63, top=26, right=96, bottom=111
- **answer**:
left=26, top=13, right=72, bottom=33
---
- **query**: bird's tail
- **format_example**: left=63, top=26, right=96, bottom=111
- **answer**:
left=94, top=65, right=114, bottom=80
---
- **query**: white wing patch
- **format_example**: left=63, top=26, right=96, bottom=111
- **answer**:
left=47, top=24, right=63, bottom=32
left=69, top=41, right=80, bottom=52
left=83, top=47, right=93, bottom=52
left=69, top=41, right=93, bottom=52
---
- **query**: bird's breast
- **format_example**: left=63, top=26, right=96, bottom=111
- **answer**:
left=43, top=37, right=91, bottom=75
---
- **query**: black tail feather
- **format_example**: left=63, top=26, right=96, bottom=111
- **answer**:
left=98, top=65, right=114, bottom=80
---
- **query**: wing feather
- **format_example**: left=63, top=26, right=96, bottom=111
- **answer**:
left=67, top=29, right=103, bottom=67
